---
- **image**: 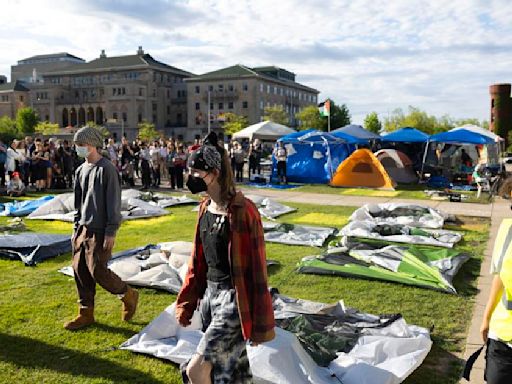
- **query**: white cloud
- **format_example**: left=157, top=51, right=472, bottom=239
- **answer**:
left=1, top=0, right=511, bottom=124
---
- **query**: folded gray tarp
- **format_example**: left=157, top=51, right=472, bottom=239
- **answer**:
left=121, top=292, right=432, bottom=384
left=0, top=233, right=71, bottom=266
left=28, top=189, right=170, bottom=222
left=340, top=221, right=462, bottom=248
left=263, top=222, right=337, bottom=247
left=349, top=203, right=446, bottom=229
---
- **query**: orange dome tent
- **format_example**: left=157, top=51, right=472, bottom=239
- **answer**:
left=330, top=149, right=395, bottom=190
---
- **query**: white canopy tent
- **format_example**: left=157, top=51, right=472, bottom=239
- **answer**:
left=232, top=121, right=296, bottom=141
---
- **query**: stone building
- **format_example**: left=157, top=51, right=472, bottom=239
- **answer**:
left=30, top=47, right=192, bottom=140
left=489, top=83, right=512, bottom=142
left=0, top=80, right=29, bottom=119
left=185, top=65, right=319, bottom=139
left=11, top=52, right=85, bottom=83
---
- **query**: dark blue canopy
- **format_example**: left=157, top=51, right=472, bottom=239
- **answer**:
left=381, top=127, right=429, bottom=143
left=429, top=128, right=495, bottom=145
left=331, top=124, right=380, bottom=143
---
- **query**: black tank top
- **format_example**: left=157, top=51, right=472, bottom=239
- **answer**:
left=199, top=210, right=231, bottom=282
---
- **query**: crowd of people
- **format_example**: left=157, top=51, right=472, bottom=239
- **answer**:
left=0, top=134, right=274, bottom=193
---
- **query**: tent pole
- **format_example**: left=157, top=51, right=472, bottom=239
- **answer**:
left=328, top=113, right=331, bottom=132
left=420, top=140, right=430, bottom=180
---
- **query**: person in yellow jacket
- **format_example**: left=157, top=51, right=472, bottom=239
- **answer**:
left=480, top=219, right=512, bottom=383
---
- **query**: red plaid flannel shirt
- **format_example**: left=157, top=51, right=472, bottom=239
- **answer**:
left=176, top=191, right=275, bottom=343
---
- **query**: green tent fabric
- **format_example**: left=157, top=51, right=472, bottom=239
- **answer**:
left=298, top=242, right=469, bottom=293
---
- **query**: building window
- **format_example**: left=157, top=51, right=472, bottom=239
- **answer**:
left=260, top=84, right=263, bottom=92
left=122, top=112, right=127, bottom=122
left=139, top=88, right=143, bottom=96
left=167, top=89, right=170, bottom=98
left=19, top=95, right=24, bottom=102
left=298, top=92, right=302, bottom=101
left=210, top=103, right=213, bottom=110
left=195, top=102, right=200, bottom=110
left=208, top=85, right=213, bottom=92
left=113, top=88, right=117, bottom=96
left=138, top=113, right=142, bottom=123
left=243, top=83, right=248, bottom=91
left=242, top=101, right=248, bottom=108
left=113, top=112, right=118, bottom=120
left=491, top=99, right=495, bottom=108
left=228, top=101, right=234, bottom=109
left=219, top=102, right=224, bottom=110
left=167, top=105, right=171, bottom=115
left=218, top=84, right=224, bottom=91
left=259, top=100, right=263, bottom=110
left=280, top=88, right=284, bottom=96
left=195, top=85, right=200, bottom=94
left=153, top=88, right=156, bottom=97
left=267, top=85, right=270, bottom=93
left=228, top=84, right=234, bottom=91
left=274, top=86, right=277, bottom=94
left=122, top=87, right=126, bottom=95
left=152, top=103, right=157, bottom=111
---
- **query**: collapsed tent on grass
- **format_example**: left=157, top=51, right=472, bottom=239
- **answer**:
left=340, top=221, right=462, bottom=248
left=27, top=189, right=171, bottom=222
left=263, top=222, right=337, bottom=247
left=0, top=233, right=71, bottom=266
left=330, top=149, right=396, bottom=190
left=273, top=129, right=354, bottom=184
left=298, top=239, right=469, bottom=293
left=59, top=241, right=279, bottom=292
left=121, top=292, right=431, bottom=384
left=349, top=203, right=446, bottom=229
left=0, top=195, right=54, bottom=217
left=375, top=149, right=419, bottom=184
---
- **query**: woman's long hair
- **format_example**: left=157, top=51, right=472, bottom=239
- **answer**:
left=217, top=147, right=237, bottom=204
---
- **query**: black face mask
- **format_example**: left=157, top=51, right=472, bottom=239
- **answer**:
left=186, top=175, right=208, bottom=194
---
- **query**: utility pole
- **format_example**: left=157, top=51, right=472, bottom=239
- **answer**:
left=207, top=90, right=211, bottom=133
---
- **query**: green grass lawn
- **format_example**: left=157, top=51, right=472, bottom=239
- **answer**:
left=243, top=182, right=493, bottom=203
left=0, top=195, right=489, bottom=384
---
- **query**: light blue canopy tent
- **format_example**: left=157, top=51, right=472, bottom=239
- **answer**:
left=273, top=129, right=355, bottom=184
left=331, top=124, right=380, bottom=144
left=381, top=127, right=430, bottom=143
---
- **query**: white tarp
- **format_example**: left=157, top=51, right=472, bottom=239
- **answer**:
left=28, top=189, right=170, bottom=222
left=232, top=121, right=296, bottom=141
left=263, top=222, right=337, bottom=247
left=349, top=203, right=445, bottom=229
left=120, top=294, right=432, bottom=384
left=59, top=242, right=192, bottom=293
left=340, top=221, right=462, bottom=248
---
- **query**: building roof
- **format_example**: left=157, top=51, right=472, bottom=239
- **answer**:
left=0, top=80, right=29, bottom=92
left=18, top=52, right=85, bottom=64
left=187, top=64, right=318, bottom=93
left=43, top=53, right=193, bottom=77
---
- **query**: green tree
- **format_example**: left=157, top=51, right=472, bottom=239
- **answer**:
left=15, top=107, right=39, bottom=135
left=0, top=116, right=19, bottom=143
left=138, top=121, right=159, bottom=141
left=222, top=112, right=249, bottom=135
left=329, top=102, right=351, bottom=130
left=364, top=112, right=382, bottom=134
left=35, top=121, right=60, bottom=135
left=263, top=105, right=289, bottom=126
left=383, top=106, right=445, bottom=134
left=295, top=105, right=323, bottom=130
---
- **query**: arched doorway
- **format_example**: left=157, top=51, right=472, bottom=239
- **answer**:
left=62, top=108, right=69, bottom=127
left=86, top=107, right=94, bottom=123
left=96, top=107, right=103, bottom=125
left=70, top=108, right=77, bottom=126
left=78, top=107, right=86, bottom=126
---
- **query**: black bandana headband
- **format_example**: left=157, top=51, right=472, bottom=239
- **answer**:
left=187, top=132, right=223, bottom=171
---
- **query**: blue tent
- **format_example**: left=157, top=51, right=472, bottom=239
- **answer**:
left=330, top=131, right=360, bottom=145
left=273, top=129, right=355, bottom=183
left=381, top=127, right=429, bottom=143
left=429, top=128, right=494, bottom=145
left=331, top=124, right=380, bottom=144
left=0, top=195, right=55, bottom=217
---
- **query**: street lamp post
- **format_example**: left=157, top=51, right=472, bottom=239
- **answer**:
left=207, top=90, right=211, bottom=134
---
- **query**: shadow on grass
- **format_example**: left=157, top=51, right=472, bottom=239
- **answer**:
left=91, top=323, right=140, bottom=339
left=0, top=333, right=165, bottom=383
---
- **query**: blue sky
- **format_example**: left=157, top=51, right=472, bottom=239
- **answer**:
left=2, top=0, right=511, bottom=124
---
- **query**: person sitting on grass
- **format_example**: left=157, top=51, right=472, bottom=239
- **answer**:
left=6, top=171, right=25, bottom=197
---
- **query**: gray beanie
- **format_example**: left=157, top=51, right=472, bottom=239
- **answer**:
left=74, top=126, right=104, bottom=148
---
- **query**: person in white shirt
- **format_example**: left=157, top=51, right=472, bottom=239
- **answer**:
left=6, top=139, right=24, bottom=177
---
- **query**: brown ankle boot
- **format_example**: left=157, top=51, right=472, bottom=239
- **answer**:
left=121, top=287, right=139, bottom=321
left=64, top=306, right=95, bottom=330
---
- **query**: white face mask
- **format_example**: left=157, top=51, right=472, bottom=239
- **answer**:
left=76, top=146, right=90, bottom=158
